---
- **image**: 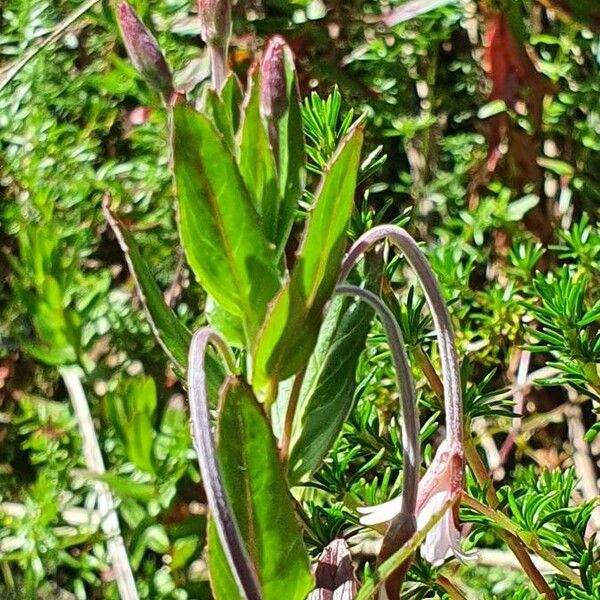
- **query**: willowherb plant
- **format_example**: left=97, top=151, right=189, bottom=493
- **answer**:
left=110, top=2, right=599, bottom=599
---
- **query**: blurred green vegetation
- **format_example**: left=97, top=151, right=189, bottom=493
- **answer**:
left=0, top=0, right=599, bottom=598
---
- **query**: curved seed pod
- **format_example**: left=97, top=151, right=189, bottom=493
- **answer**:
left=336, top=285, right=419, bottom=599
left=339, top=225, right=463, bottom=442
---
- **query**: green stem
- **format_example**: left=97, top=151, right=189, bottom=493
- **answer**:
left=463, top=439, right=581, bottom=590
left=412, top=344, right=444, bottom=402
left=279, top=368, right=306, bottom=461
left=355, top=498, right=454, bottom=600
left=437, top=575, right=467, bottom=600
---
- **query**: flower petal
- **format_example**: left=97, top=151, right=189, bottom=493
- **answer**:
left=357, top=496, right=403, bottom=526
left=421, top=510, right=455, bottom=566
left=416, top=490, right=458, bottom=566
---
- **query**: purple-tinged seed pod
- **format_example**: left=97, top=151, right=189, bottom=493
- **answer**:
left=260, top=36, right=289, bottom=120
left=117, top=1, right=174, bottom=98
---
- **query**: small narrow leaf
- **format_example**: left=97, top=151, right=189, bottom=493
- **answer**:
left=237, top=67, right=279, bottom=243
left=104, top=200, right=224, bottom=394
left=200, top=73, right=243, bottom=152
left=272, top=41, right=305, bottom=255
left=216, top=376, right=313, bottom=599
left=103, top=200, right=190, bottom=369
left=252, top=125, right=364, bottom=396
left=173, top=105, right=281, bottom=341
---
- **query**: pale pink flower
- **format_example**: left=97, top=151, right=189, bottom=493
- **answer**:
left=358, top=438, right=469, bottom=567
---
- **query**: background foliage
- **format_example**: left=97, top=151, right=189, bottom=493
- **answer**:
left=0, top=0, right=599, bottom=598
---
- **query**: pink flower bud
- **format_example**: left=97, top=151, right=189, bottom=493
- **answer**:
left=260, top=36, right=289, bottom=120
left=117, top=2, right=173, bottom=97
left=198, top=0, right=232, bottom=48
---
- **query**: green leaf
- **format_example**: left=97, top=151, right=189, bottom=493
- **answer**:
left=215, top=377, right=313, bottom=599
left=201, top=73, right=243, bottom=152
left=94, top=473, right=157, bottom=502
left=103, top=202, right=190, bottom=370
left=170, top=536, right=199, bottom=571
left=287, top=253, right=381, bottom=484
left=537, top=157, right=575, bottom=177
left=237, top=67, right=279, bottom=245
left=128, top=412, right=156, bottom=475
left=173, top=105, right=281, bottom=342
left=507, top=194, right=540, bottom=221
left=585, top=422, right=600, bottom=444
left=477, top=99, right=507, bottom=119
left=272, top=43, right=305, bottom=256
left=103, top=375, right=157, bottom=475
left=252, top=125, right=364, bottom=397
left=205, top=296, right=246, bottom=348
left=207, top=518, right=243, bottom=600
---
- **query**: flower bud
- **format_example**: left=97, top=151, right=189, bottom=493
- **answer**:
left=117, top=2, right=174, bottom=98
left=198, top=0, right=232, bottom=48
left=260, top=36, right=289, bottom=120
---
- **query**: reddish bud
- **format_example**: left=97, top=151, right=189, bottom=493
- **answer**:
left=260, top=36, right=289, bottom=120
left=117, top=2, right=173, bottom=97
left=198, top=0, right=232, bottom=48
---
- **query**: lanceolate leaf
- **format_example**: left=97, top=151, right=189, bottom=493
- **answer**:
left=104, top=200, right=224, bottom=395
left=103, top=200, right=190, bottom=369
left=172, top=105, right=280, bottom=341
left=237, top=67, right=279, bottom=244
left=216, top=376, right=313, bottom=600
left=252, top=125, right=364, bottom=397
left=287, top=253, right=381, bottom=484
left=272, top=42, right=305, bottom=256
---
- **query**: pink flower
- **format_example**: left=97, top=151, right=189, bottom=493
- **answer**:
left=358, top=438, right=469, bottom=567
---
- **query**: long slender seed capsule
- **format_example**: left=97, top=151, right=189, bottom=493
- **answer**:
left=339, top=225, right=463, bottom=444
left=336, top=284, right=419, bottom=598
left=188, top=328, right=262, bottom=600
left=335, top=285, right=420, bottom=517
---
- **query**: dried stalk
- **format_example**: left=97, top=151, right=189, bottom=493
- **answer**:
left=60, top=366, right=139, bottom=600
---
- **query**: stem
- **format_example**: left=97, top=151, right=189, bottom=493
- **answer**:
left=188, top=329, right=261, bottom=600
left=355, top=498, right=454, bottom=600
left=463, top=441, right=580, bottom=592
left=437, top=575, right=467, bottom=600
left=412, top=344, right=444, bottom=400
left=60, top=366, right=139, bottom=600
left=0, top=561, right=14, bottom=591
left=527, top=540, right=582, bottom=587
left=464, top=436, right=498, bottom=508
left=339, top=225, right=463, bottom=443
left=502, top=533, right=557, bottom=599
left=336, top=285, right=420, bottom=516
left=209, top=44, right=228, bottom=92
left=279, top=368, right=306, bottom=461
